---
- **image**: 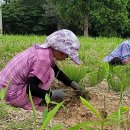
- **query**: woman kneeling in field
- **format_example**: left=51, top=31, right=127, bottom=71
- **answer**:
left=0, top=29, right=82, bottom=111
left=103, top=40, right=130, bottom=65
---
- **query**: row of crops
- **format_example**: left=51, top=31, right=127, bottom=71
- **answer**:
left=0, top=35, right=130, bottom=92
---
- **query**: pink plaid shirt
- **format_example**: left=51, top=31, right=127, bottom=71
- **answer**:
left=0, top=45, right=55, bottom=109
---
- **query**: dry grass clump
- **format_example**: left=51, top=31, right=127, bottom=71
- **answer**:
left=0, top=102, right=42, bottom=130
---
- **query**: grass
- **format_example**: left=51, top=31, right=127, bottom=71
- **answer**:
left=0, top=35, right=125, bottom=70
left=0, top=102, right=34, bottom=130
left=0, top=35, right=45, bottom=69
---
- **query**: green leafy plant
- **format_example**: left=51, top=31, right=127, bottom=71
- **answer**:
left=84, top=62, right=109, bottom=87
left=61, top=63, right=88, bottom=83
left=40, top=93, right=64, bottom=130
left=68, top=97, right=130, bottom=130
left=97, top=62, right=109, bottom=82
left=84, top=71, right=99, bottom=87
left=29, top=89, right=64, bottom=130
left=107, top=65, right=130, bottom=92
left=0, top=102, right=8, bottom=119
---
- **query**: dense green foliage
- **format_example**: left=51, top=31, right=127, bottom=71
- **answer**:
left=2, top=0, right=130, bottom=37
left=90, top=0, right=129, bottom=37
left=3, top=0, right=57, bottom=35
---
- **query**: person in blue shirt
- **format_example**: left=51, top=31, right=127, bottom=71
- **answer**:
left=103, top=40, right=130, bottom=65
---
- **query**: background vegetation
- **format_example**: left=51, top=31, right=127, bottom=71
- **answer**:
left=2, top=0, right=130, bottom=37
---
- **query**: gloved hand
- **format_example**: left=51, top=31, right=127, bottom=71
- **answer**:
left=71, top=81, right=83, bottom=90
left=71, top=81, right=91, bottom=100
left=51, top=89, right=68, bottom=101
left=74, top=89, right=91, bottom=100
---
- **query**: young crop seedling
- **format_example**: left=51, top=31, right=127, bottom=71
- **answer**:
left=68, top=96, right=130, bottom=130
left=69, top=80, right=130, bottom=130
left=107, top=65, right=130, bottom=92
left=61, top=63, right=88, bottom=83
left=29, top=88, right=64, bottom=130
left=84, top=62, right=109, bottom=88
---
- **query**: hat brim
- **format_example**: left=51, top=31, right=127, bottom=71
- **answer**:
left=72, top=57, right=80, bottom=65
left=38, top=44, right=49, bottom=48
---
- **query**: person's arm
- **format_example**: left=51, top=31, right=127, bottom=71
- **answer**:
left=52, top=64, right=81, bottom=90
left=26, top=77, right=52, bottom=98
left=52, top=64, right=72, bottom=86
left=109, top=57, right=123, bottom=66
left=26, top=77, right=68, bottom=101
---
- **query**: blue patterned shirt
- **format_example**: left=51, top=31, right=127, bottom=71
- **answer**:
left=103, top=40, right=130, bottom=63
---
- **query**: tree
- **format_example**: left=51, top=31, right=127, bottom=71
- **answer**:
left=89, top=0, right=129, bottom=37
left=43, top=0, right=64, bottom=30
left=50, top=0, right=90, bottom=36
left=2, top=0, right=130, bottom=37
left=50, top=0, right=129, bottom=37
left=3, top=0, right=50, bottom=34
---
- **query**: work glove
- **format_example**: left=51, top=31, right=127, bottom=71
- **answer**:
left=51, top=89, right=68, bottom=101
left=71, top=81, right=82, bottom=90
left=71, top=81, right=91, bottom=100
left=74, top=89, right=91, bottom=100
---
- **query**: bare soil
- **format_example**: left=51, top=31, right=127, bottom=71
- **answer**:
left=50, top=80, right=130, bottom=130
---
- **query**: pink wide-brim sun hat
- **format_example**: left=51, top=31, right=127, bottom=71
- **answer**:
left=38, top=29, right=80, bottom=64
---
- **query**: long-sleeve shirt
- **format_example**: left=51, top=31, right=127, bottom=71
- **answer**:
left=0, top=45, right=55, bottom=109
left=103, top=40, right=130, bottom=64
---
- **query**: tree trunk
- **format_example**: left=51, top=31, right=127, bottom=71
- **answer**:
left=0, top=6, right=3, bottom=35
left=57, top=18, right=63, bottom=30
left=83, top=13, right=88, bottom=36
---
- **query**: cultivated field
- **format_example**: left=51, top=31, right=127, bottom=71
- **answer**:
left=0, top=35, right=130, bottom=130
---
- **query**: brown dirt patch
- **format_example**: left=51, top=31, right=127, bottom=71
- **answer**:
left=50, top=80, right=130, bottom=130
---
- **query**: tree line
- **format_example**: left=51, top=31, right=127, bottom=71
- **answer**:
left=2, top=0, right=130, bottom=37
